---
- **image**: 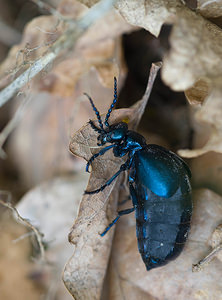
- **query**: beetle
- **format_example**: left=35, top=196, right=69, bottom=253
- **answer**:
left=83, top=77, right=192, bottom=270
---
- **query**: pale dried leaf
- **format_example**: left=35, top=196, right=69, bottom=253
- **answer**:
left=197, top=0, right=222, bottom=18
left=179, top=84, right=222, bottom=157
left=185, top=79, right=210, bottom=105
left=64, top=109, right=139, bottom=300
left=64, top=64, right=161, bottom=300
left=0, top=1, right=132, bottom=95
left=17, top=174, right=88, bottom=300
left=65, top=110, right=132, bottom=300
left=43, top=7, right=132, bottom=95
left=112, top=0, right=222, bottom=93
left=10, top=92, right=79, bottom=187
left=189, top=152, right=222, bottom=196
left=115, top=0, right=184, bottom=37
left=209, top=224, right=222, bottom=262
left=0, top=15, right=62, bottom=78
left=0, top=217, right=42, bottom=300
left=74, top=0, right=99, bottom=7
left=162, top=10, right=222, bottom=90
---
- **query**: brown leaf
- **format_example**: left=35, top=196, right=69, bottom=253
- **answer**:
left=64, top=63, right=161, bottom=300
left=0, top=15, right=62, bottom=81
left=9, top=92, right=80, bottom=187
left=0, top=1, right=132, bottom=96
left=190, top=151, right=222, bottom=198
left=115, top=0, right=184, bottom=37
left=0, top=216, right=42, bottom=300
left=78, top=0, right=222, bottom=160
left=16, top=174, right=88, bottom=300
left=64, top=110, right=138, bottom=300
left=162, top=10, right=222, bottom=91
left=209, top=224, right=222, bottom=262
left=185, top=79, right=210, bottom=105
left=112, top=1, right=222, bottom=93
left=179, top=83, right=222, bottom=157
left=197, top=0, right=222, bottom=18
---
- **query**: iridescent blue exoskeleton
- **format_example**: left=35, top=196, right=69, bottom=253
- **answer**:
left=84, top=78, right=192, bottom=270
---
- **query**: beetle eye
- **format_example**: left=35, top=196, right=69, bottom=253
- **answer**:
left=110, top=129, right=124, bottom=140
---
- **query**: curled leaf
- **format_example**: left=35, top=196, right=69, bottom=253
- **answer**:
left=162, top=10, right=222, bottom=91
left=197, top=0, right=222, bottom=18
left=64, top=63, right=161, bottom=299
left=179, top=83, right=222, bottom=157
left=115, top=0, right=184, bottom=37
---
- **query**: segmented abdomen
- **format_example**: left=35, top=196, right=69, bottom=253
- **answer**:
left=135, top=181, right=192, bottom=270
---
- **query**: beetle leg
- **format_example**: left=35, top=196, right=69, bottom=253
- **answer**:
left=86, top=144, right=116, bottom=172
left=119, top=195, right=131, bottom=206
left=88, top=120, right=103, bottom=133
left=129, top=182, right=138, bottom=207
left=100, top=207, right=135, bottom=236
left=85, top=157, right=133, bottom=194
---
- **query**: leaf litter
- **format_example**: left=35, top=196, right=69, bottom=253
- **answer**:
left=1, top=0, right=222, bottom=299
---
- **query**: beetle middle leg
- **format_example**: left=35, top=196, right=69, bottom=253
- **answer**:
left=84, top=157, right=133, bottom=194
left=100, top=207, right=135, bottom=236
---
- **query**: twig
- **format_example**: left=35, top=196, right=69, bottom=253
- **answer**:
left=0, top=192, right=46, bottom=262
left=32, top=0, right=65, bottom=20
left=12, top=231, right=35, bottom=243
left=131, top=61, right=162, bottom=130
left=0, top=0, right=116, bottom=108
left=192, top=244, right=222, bottom=272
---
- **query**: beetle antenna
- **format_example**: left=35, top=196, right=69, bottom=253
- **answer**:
left=84, top=93, right=104, bottom=131
left=88, top=120, right=103, bottom=134
left=104, top=77, right=117, bottom=127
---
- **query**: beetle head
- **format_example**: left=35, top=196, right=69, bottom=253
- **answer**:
left=97, top=122, right=128, bottom=146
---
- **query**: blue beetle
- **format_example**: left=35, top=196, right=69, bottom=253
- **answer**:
left=84, top=78, right=192, bottom=270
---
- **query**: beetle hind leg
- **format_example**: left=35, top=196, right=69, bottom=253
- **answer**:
left=100, top=207, right=135, bottom=236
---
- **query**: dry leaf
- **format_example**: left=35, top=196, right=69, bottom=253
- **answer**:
left=190, top=152, right=222, bottom=198
left=17, top=173, right=89, bottom=300
left=179, top=83, right=222, bottom=157
left=162, top=11, right=222, bottom=91
left=65, top=109, right=132, bottom=300
left=75, top=0, right=222, bottom=160
left=0, top=216, right=42, bottom=300
left=112, top=1, right=222, bottom=92
left=63, top=63, right=161, bottom=300
left=0, top=15, right=62, bottom=80
left=115, top=0, right=184, bottom=37
left=9, top=92, right=79, bottom=187
left=197, top=0, right=222, bottom=18
left=0, top=1, right=132, bottom=96
left=209, top=224, right=222, bottom=262
left=185, top=79, right=210, bottom=105
left=3, top=1, right=132, bottom=187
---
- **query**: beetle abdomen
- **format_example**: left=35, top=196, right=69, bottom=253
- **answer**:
left=135, top=183, right=192, bottom=270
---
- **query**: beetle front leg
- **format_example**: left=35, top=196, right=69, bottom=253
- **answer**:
left=86, top=144, right=116, bottom=172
